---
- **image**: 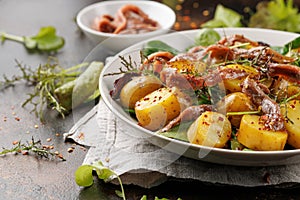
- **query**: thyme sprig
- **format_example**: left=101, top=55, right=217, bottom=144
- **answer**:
left=104, top=52, right=150, bottom=76
left=0, top=136, right=66, bottom=161
left=0, top=58, right=88, bottom=121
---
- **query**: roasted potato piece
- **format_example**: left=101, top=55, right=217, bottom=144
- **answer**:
left=216, top=92, right=256, bottom=127
left=222, top=64, right=259, bottom=93
left=135, top=87, right=181, bottom=131
left=187, top=111, right=231, bottom=148
left=273, top=78, right=300, bottom=102
left=237, top=115, right=288, bottom=151
left=167, top=60, right=206, bottom=73
left=280, top=100, right=300, bottom=148
left=120, top=75, right=162, bottom=108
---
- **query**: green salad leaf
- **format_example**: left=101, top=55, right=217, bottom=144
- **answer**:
left=202, top=0, right=300, bottom=33
left=75, top=165, right=95, bottom=187
left=194, top=28, right=221, bottom=46
left=282, top=36, right=300, bottom=54
left=1, top=26, right=65, bottom=53
left=75, top=161, right=126, bottom=200
left=142, top=40, right=179, bottom=56
left=249, top=0, right=300, bottom=32
left=159, top=122, right=191, bottom=142
left=201, top=4, right=243, bottom=28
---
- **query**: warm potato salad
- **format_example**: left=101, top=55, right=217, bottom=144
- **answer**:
left=108, top=29, right=300, bottom=151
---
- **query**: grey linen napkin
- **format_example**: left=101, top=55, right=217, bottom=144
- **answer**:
left=64, top=100, right=300, bottom=188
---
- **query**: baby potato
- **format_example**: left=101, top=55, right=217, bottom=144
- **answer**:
left=167, top=60, right=206, bottom=73
left=120, top=75, right=162, bottom=108
left=187, top=111, right=231, bottom=148
left=216, top=92, right=256, bottom=127
left=273, top=78, right=300, bottom=102
left=237, top=115, right=288, bottom=151
left=280, top=100, right=300, bottom=148
left=222, top=64, right=259, bottom=93
left=135, top=87, right=181, bottom=131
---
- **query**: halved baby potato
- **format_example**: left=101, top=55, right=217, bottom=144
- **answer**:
left=135, top=87, right=181, bottom=131
left=120, top=75, right=162, bottom=108
left=237, top=115, right=288, bottom=151
left=280, top=100, right=300, bottom=148
left=273, top=78, right=300, bottom=102
left=216, top=92, right=256, bottom=127
left=187, top=111, right=231, bottom=148
left=221, top=64, right=259, bottom=93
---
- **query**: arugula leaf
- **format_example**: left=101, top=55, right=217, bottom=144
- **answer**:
left=1, top=26, right=65, bottom=53
left=201, top=4, right=243, bottom=28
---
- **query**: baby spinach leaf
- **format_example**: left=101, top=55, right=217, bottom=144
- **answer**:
left=1, top=26, right=65, bottom=53
left=75, top=165, right=94, bottom=187
left=282, top=36, right=300, bottom=55
left=143, top=40, right=179, bottom=56
left=194, top=28, right=221, bottom=46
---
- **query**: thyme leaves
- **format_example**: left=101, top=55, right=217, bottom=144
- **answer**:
left=0, top=137, right=66, bottom=161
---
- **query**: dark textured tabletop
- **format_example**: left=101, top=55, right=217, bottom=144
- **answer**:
left=1, top=0, right=300, bottom=199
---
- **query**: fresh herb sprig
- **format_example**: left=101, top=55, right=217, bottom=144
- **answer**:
left=0, top=58, right=89, bottom=121
left=0, top=136, right=66, bottom=161
left=1, top=26, right=65, bottom=53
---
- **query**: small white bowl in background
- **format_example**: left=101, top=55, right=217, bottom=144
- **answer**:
left=76, top=0, right=176, bottom=53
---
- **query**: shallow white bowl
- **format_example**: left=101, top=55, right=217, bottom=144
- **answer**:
left=76, top=0, right=176, bottom=53
left=99, top=27, right=300, bottom=166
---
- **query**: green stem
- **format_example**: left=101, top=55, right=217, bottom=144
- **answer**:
left=63, top=63, right=89, bottom=73
left=226, top=110, right=260, bottom=116
left=116, top=175, right=126, bottom=200
left=282, top=91, right=300, bottom=103
left=1, top=32, right=24, bottom=43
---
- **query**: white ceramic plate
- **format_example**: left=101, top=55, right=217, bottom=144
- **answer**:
left=99, top=28, right=300, bottom=166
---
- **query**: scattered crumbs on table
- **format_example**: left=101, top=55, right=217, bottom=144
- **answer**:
left=42, top=145, right=54, bottom=150
left=14, top=117, right=20, bottom=121
left=34, top=124, right=39, bottom=129
left=12, top=140, right=19, bottom=145
left=78, top=132, right=85, bottom=140
left=46, top=138, right=52, bottom=142
left=105, top=157, right=110, bottom=163
left=55, top=133, right=60, bottom=137
left=57, top=153, right=65, bottom=160
left=67, top=146, right=75, bottom=153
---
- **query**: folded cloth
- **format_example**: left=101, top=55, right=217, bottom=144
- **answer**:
left=64, top=100, right=300, bottom=188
